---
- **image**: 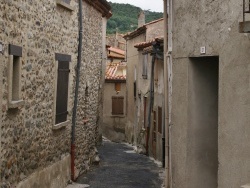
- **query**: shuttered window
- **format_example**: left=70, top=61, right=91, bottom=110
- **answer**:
left=134, top=82, right=136, bottom=99
left=158, top=107, right=162, bottom=134
left=112, top=96, right=124, bottom=115
left=153, top=110, right=157, bottom=141
left=56, top=61, right=70, bottom=124
left=142, top=54, right=148, bottom=79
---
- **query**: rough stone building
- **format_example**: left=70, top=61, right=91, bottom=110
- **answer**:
left=165, top=0, right=250, bottom=187
left=123, top=16, right=164, bottom=158
left=0, top=0, right=111, bottom=187
left=106, top=32, right=126, bottom=51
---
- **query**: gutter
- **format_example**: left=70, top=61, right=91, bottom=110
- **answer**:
left=71, top=0, right=83, bottom=181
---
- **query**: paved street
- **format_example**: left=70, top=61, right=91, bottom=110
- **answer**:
left=74, top=138, right=164, bottom=188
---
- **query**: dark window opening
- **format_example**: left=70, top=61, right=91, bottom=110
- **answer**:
left=56, top=61, right=70, bottom=124
left=158, top=107, right=162, bottom=134
left=112, top=96, right=124, bottom=115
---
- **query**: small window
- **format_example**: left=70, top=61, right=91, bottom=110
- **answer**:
left=8, top=44, right=24, bottom=108
left=55, top=53, right=71, bottom=125
left=142, top=54, right=148, bottom=79
left=134, top=81, right=136, bottom=99
left=158, top=107, right=162, bottom=134
left=153, top=110, right=157, bottom=141
left=143, top=97, right=147, bottom=128
left=115, top=82, right=121, bottom=92
left=112, top=96, right=124, bottom=115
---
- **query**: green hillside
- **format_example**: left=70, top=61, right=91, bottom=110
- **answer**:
left=107, top=2, right=163, bottom=34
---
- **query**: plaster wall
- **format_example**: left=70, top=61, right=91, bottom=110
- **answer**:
left=102, top=82, right=127, bottom=142
left=125, top=33, right=146, bottom=144
left=172, top=1, right=250, bottom=187
left=146, top=20, right=164, bottom=41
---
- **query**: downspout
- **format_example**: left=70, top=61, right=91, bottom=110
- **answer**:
left=162, top=0, right=168, bottom=170
left=163, top=0, right=169, bottom=186
left=146, top=47, right=156, bottom=155
left=71, top=0, right=83, bottom=181
left=167, top=0, right=173, bottom=186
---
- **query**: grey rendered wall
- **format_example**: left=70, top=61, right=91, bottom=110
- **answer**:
left=102, top=82, right=127, bottom=142
left=172, top=0, right=250, bottom=187
left=154, top=59, right=164, bottom=162
left=126, top=33, right=146, bottom=144
left=146, top=20, right=164, bottom=41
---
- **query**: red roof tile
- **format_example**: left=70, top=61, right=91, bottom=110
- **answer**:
left=105, top=62, right=126, bottom=80
left=134, top=36, right=164, bottom=49
left=108, top=47, right=125, bottom=56
left=123, top=18, right=164, bottom=39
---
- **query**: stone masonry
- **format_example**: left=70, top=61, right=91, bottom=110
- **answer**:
left=0, top=0, right=111, bottom=187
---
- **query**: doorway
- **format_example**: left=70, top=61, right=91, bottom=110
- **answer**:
left=187, top=56, right=219, bottom=188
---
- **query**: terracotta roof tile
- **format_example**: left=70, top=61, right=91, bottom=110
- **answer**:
left=123, top=18, right=164, bottom=39
left=134, top=36, right=164, bottom=49
left=105, top=62, right=126, bottom=80
left=108, top=47, right=125, bottom=56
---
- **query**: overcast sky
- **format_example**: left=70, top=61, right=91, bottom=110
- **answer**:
left=108, top=0, right=163, bottom=12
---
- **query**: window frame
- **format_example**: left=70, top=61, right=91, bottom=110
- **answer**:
left=142, top=54, right=148, bottom=79
left=8, top=44, right=24, bottom=109
left=112, top=96, right=124, bottom=115
left=53, top=53, right=72, bottom=130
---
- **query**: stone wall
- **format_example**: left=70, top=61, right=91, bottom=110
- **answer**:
left=74, top=0, right=104, bottom=176
left=0, top=0, right=108, bottom=186
left=0, top=1, right=78, bottom=186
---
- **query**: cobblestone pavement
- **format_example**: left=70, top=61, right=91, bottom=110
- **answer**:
left=73, top=138, right=164, bottom=188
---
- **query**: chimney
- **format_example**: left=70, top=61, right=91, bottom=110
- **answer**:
left=138, top=11, right=145, bottom=28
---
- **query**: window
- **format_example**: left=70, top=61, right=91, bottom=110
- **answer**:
left=142, top=54, right=148, bottom=79
left=115, top=82, right=121, bottom=92
left=134, top=81, right=136, bottom=99
left=112, top=96, right=124, bottom=115
left=153, top=110, right=157, bottom=141
left=8, top=44, right=24, bottom=108
left=55, top=53, right=71, bottom=125
left=158, top=107, right=162, bottom=134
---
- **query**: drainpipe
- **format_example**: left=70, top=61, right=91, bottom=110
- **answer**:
left=71, top=0, right=83, bottom=181
left=146, top=51, right=155, bottom=155
left=167, top=0, right=173, bottom=186
left=162, top=0, right=168, bottom=170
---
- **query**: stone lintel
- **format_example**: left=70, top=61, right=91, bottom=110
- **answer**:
left=239, top=21, right=250, bottom=33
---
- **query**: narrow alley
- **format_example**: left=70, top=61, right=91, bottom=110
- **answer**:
left=71, top=138, right=164, bottom=188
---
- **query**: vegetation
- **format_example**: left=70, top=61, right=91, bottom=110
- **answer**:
left=107, top=2, right=163, bottom=34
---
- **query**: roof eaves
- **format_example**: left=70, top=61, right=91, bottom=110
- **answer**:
left=123, top=26, right=147, bottom=40
left=84, top=0, right=112, bottom=19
